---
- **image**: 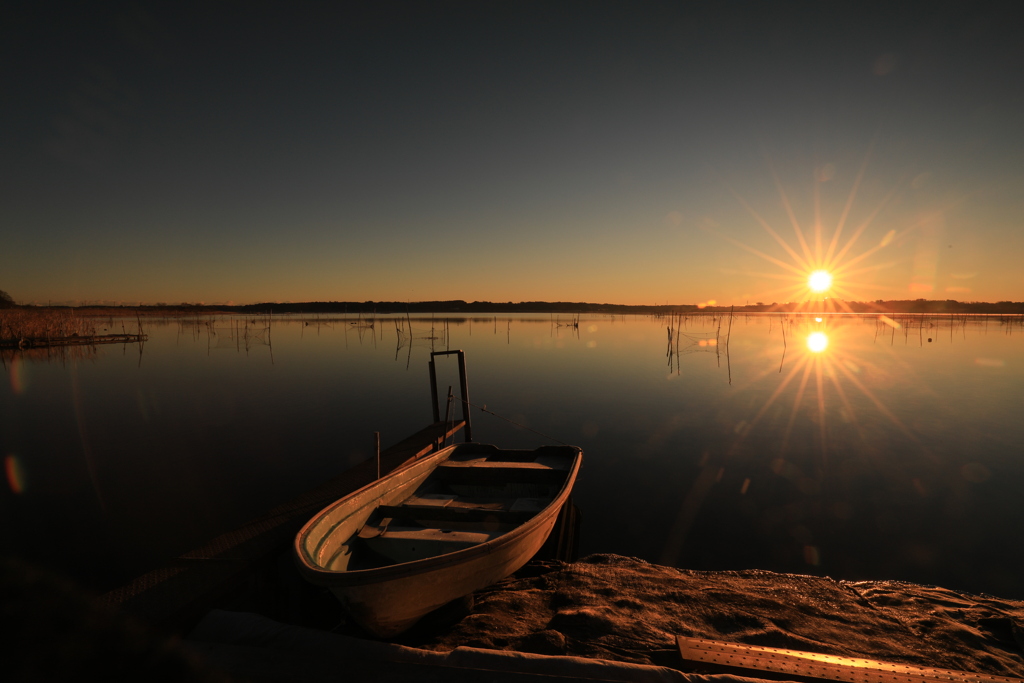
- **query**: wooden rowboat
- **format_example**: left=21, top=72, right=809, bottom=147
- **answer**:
left=294, top=442, right=582, bottom=638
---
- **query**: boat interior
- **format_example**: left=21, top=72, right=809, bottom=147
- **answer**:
left=342, top=446, right=576, bottom=570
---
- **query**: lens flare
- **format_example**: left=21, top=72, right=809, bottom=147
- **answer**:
left=808, top=270, right=833, bottom=292
left=5, top=454, right=26, bottom=494
left=807, top=331, right=829, bottom=353
left=8, top=357, right=26, bottom=395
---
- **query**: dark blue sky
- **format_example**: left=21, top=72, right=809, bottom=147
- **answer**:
left=3, top=1, right=1022, bottom=304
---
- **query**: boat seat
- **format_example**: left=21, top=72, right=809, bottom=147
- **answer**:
left=356, top=516, right=393, bottom=540
left=432, top=465, right=566, bottom=485
left=362, top=527, right=502, bottom=564
left=533, top=452, right=572, bottom=470
left=438, top=459, right=557, bottom=469
left=403, top=493, right=454, bottom=507
left=437, top=454, right=571, bottom=470
left=373, top=504, right=538, bottom=525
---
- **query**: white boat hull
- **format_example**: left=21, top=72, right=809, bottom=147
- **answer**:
left=294, top=443, right=581, bottom=637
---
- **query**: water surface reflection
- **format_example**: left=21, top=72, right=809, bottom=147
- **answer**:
left=1, top=313, right=1022, bottom=598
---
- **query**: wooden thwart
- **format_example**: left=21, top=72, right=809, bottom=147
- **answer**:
left=676, top=636, right=1023, bottom=683
left=433, top=464, right=566, bottom=485
left=373, top=504, right=537, bottom=525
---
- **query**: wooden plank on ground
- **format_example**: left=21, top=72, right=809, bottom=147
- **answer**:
left=676, top=636, right=1023, bottom=683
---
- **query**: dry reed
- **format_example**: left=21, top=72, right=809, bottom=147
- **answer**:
left=0, top=309, right=96, bottom=346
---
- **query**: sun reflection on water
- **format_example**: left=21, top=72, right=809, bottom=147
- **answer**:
left=807, top=331, right=829, bottom=353
left=726, top=315, right=919, bottom=467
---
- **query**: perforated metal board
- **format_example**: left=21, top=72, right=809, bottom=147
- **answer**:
left=676, top=636, right=1022, bottom=683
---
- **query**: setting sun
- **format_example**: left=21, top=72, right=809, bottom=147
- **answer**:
left=807, top=331, right=829, bottom=353
left=808, top=270, right=833, bottom=293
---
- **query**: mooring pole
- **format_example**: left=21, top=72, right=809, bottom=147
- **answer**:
left=428, top=356, right=440, bottom=423
left=456, top=350, right=472, bottom=442
left=375, top=431, right=380, bottom=479
left=443, top=386, right=453, bottom=447
left=429, top=350, right=473, bottom=443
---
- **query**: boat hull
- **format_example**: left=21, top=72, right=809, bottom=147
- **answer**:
left=294, top=443, right=581, bottom=637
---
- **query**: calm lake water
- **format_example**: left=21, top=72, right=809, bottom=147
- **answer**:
left=2, top=312, right=1023, bottom=598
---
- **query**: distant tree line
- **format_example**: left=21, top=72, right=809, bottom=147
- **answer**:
left=14, top=296, right=1024, bottom=315
left=228, top=299, right=1024, bottom=315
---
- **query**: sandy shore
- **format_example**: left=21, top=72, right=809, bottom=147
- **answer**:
left=402, top=554, right=1024, bottom=677
left=5, top=553, right=1024, bottom=680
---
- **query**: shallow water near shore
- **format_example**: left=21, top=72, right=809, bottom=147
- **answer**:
left=2, top=312, right=1022, bottom=598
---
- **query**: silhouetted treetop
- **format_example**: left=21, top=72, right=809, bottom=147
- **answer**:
left=0, top=289, right=15, bottom=308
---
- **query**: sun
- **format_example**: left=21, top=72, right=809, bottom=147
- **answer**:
left=808, top=270, right=833, bottom=293
left=708, top=144, right=915, bottom=314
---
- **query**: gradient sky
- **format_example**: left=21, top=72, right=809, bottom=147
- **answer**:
left=3, top=1, right=1022, bottom=306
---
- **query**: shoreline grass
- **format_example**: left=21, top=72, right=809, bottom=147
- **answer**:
left=0, top=309, right=145, bottom=349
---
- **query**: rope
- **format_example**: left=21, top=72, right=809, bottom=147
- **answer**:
left=462, top=398, right=571, bottom=446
